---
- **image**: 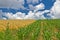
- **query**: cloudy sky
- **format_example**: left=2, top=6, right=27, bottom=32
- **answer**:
left=0, top=0, right=60, bottom=19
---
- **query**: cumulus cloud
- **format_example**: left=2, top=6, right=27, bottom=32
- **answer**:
left=0, top=2, right=54, bottom=20
left=0, top=0, right=60, bottom=19
left=34, top=3, right=45, bottom=12
left=3, top=10, right=53, bottom=19
left=2, top=3, right=47, bottom=19
left=4, top=12, right=25, bottom=19
left=51, top=0, right=60, bottom=19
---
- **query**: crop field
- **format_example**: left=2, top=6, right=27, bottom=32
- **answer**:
left=0, top=20, right=35, bottom=31
left=0, top=19, right=60, bottom=40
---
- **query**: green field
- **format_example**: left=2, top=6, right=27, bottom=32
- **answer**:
left=0, top=19, right=60, bottom=40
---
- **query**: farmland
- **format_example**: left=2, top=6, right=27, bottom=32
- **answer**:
left=0, top=20, right=35, bottom=31
left=0, top=19, right=60, bottom=40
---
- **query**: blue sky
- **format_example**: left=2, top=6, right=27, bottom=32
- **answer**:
left=0, top=0, right=60, bottom=19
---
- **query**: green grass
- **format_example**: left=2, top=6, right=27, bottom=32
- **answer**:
left=0, top=19, right=60, bottom=40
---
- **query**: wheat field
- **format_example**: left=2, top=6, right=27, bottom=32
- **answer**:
left=0, top=20, right=35, bottom=31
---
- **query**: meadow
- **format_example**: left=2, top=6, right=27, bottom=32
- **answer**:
left=0, top=19, right=60, bottom=40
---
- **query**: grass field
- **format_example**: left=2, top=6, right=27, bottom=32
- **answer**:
left=0, top=19, right=60, bottom=40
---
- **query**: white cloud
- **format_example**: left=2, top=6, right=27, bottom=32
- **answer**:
left=28, top=3, right=45, bottom=11
left=4, top=10, right=53, bottom=19
left=0, top=2, right=54, bottom=20
left=51, top=0, right=60, bottom=18
left=4, top=12, right=26, bottom=19
left=1, top=0, right=60, bottom=19
left=34, top=3, right=45, bottom=12
left=2, top=3, right=47, bottom=19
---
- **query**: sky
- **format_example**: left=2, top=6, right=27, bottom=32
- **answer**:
left=0, top=0, right=60, bottom=19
